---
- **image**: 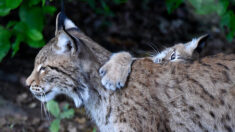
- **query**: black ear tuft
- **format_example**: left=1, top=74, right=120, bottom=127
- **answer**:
left=195, top=34, right=210, bottom=53
left=63, top=28, right=78, bottom=52
left=56, top=12, right=66, bottom=30
left=55, top=0, right=79, bottom=35
left=55, top=0, right=67, bottom=35
left=58, top=0, right=66, bottom=28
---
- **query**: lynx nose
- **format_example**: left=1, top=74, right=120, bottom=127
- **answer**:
left=30, top=86, right=44, bottom=94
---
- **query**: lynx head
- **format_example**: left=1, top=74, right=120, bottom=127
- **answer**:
left=26, top=12, right=94, bottom=107
left=153, top=34, right=209, bottom=64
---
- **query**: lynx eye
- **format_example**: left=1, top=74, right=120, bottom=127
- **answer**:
left=39, top=66, right=46, bottom=73
left=66, top=41, right=72, bottom=50
left=170, top=52, right=176, bottom=60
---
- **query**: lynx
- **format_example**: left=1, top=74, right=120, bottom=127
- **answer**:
left=100, top=34, right=209, bottom=90
left=26, top=12, right=235, bottom=132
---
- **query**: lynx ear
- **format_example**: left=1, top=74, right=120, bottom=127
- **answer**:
left=55, top=30, right=78, bottom=55
left=55, top=12, right=78, bottom=35
left=185, top=34, right=209, bottom=55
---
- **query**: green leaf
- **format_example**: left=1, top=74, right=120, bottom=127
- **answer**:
left=217, top=0, right=229, bottom=16
left=92, top=128, right=96, bottom=132
left=43, top=6, right=56, bottom=15
left=220, top=11, right=230, bottom=28
left=220, top=10, right=235, bottom=41
left=49, top=119, right=60, bottom=132
left=0, top=7, right=11, bottom=16
left=101, top=0, right=114, bottom=16
left=61, top=109, right=74, bottom=119
left=27, top=39, right=45, bottom=48
left=46, top=100, right=60, bottom=118
left=27, top=0, right=41, bottom=7
left=0, top=1, right=11, bottom=16
left=226, top=31, right=234, bottom=42
left=13, top=22, right=27, bottom=33
left=6, top=21, right=17, bottom=28
left=228, top=11, right=235, bottom=30
left=101, top=0, right=109, bottom=11
left=62, top=103, right=69, bottom=111
left=42, top=0, right=46, bottom=6
left=11, top=34, right=23, bottom=57
left=6, top=0, right=22, bottom=9
left=0, top=1, right=4, bottom=6
left=27, top=29, right=43, bottom=41
left=0, top=26, right=11, bottom=62
left=19, top=5, right=44, bottom=31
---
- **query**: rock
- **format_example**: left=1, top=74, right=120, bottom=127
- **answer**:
left=28, top=102, right=37, bottom=108
left=68, top=122, right=77, bottom=132
left=17, top=93, right=28, bottom=104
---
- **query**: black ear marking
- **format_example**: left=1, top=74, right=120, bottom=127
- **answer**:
left=195, top=34, right=210, bottom=53
left=63, top=27, right=78, bottom=52
left=55, top=11, right=67, bottom=35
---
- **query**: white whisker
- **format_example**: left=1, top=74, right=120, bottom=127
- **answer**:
left=147, top=42, right=158, bottom=53
left=44, top=92, right=51, bottom=120
left=42, top=93, right=50, bottom=120
left=40, top=96, right=43, bottom=119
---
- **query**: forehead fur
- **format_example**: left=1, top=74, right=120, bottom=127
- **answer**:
left=35, top=41, right=54, bottom=65
left=173, top=44, right=186, bottom=53
left=35, top=34, right=64, bottom=65
left=35, top=30, right=81, bottom=67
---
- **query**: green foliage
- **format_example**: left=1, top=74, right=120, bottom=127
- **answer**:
left=0, top=0, right=56, bottom=61
left=46, top=100, right=75, bottom=132
left=165, top=0, right=235, bottom=41
left=221, top=10, right=235, bottom=41
left=0, top=26, right=11, bottom=62
left=50, top=119, right=60, bottom=132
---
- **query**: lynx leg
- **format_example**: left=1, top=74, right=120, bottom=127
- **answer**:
left=99, top=52, right=133, bottom=90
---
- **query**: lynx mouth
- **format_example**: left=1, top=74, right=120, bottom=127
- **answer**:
left=33, top=90, right=51, bottom=97
left=30, top=86, right=56, bottom=102
left=30, top=86, right=49, bottom=95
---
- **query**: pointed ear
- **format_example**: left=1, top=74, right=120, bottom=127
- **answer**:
left=185, top=34, right=209, bottom=55
left=55, top=12, right=78, bottom=35
left=54, top=30, right=78, bottom=55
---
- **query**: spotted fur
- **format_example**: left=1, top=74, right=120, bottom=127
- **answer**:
left=26, top=12, right=235, bottom=132
left=100, top=34, right=209, bottom=90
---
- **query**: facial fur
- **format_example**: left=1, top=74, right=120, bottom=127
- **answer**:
left=153, top=35, right=208, bottom=64
left=26, top=16, right=92, bottom=107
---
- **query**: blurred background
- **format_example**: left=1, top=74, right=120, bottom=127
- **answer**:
left=0, top=0, right=235, bottom=131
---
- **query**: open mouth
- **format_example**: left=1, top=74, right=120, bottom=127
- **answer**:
left=30, top=87, right=56, bottom=102
left=33, top=90, right=51, bottom=97
left=30, top=86, right=51, bottom=97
